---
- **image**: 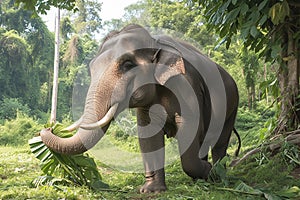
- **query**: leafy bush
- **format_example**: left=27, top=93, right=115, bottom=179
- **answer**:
left=0, top=112, right=43, bottom=146
left=0, top=97, right=30, bottom=120
left=235, top=103, right=276, bottom=146
left=236, top=108, right=263, bottom=131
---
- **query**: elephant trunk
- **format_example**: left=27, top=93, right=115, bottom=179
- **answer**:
left=40, top=127, right=103, bottom=155
left=40, top=83, right=117, bottom=155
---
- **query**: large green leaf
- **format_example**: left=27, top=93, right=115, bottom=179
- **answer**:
left=258, top=0, right=268, bottom=11
left=29, top=123, right=108, bottom=190
left=240, top=3, right=249, bottom=14
left=250, top=26, right=259, bottom=38
left=269, top=0, right=290, bottom=25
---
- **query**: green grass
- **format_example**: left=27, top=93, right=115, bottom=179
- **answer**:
left=1, top=144, right=299, bottom=200
left=1, top=111, right=299, bottom=199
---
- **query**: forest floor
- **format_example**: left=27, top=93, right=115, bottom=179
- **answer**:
left=0, top=143, right=299, bottom=200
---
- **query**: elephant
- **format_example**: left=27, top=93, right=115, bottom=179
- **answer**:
left=40, top=24, right=240, bottom=193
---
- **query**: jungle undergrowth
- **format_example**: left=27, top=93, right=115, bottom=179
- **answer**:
left=1, top=111, right=300, bottom=199
left=1, top=142, right=300, bottom=199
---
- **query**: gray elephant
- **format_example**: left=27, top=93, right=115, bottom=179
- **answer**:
left=40, top=24, right=239, bottom=193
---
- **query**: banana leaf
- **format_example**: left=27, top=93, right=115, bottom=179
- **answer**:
left=29, top=123, right=108, bottom=190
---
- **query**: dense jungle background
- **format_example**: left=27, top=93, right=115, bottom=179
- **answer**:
left=0, top=0, right=299, bottom=199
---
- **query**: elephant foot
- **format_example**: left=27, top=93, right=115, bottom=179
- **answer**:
left=140, top=169, right=167, bottom=193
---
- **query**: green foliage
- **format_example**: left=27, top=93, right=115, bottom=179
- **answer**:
left=29, top=123, right=108, bottom=190
left=0, top=0, right=298, bottom=198
left=57, top=9, right=100, bottom=121
left=60, top=17, right=74, bottom=40
left=236, top=108, right=263, bottom=132
left=0, top=97, right=30, bottom=120
left=233, top=147, right=300, bottom=193
left=268, top=0, right=290, bottom=25
left=73, top=0, right=103, bottom=35
left=0, top=1, right=54, bottom=115
left=206, top=154, right=300, bottom=199
left=208, top=156, right=230, bottom=185
left=197, top=0, right=299, bottom=61
left=235, top=104, right=276, bottom=146
left=0, top=113, right=43, bottom=146
left=281, top=142, right=300, bottom=166
left=0, top=0, right=101, bottom=121
left=259, top=76, right=280, bottom=102
left=15, top=0, right=77, bottom=15
left=0, top=30, right=32, bottom=102
left=121, top=0, right=216, bottom=50
left=1, top=139, right=300, bottom=199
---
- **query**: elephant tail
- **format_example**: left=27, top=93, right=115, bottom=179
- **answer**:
left=233, top=127, right=241, bottom=157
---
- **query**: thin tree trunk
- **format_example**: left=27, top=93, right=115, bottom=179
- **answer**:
left=264, top=64, right=268, bottom=105
left=247, top=87, right=252, bottom=110
left=251, top=85, right=256, bottom=109
left=50, top=8, right=60, bottom=124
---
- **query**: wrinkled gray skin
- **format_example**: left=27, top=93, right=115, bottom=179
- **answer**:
left=40, top=24, right=239, bottom=193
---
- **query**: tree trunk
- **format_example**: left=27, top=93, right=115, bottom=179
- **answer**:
left=264, top=64, right=268, bottom=105
left=276, top=27, right=299, bottom=133
left=252, top=85, right=256, bottom=109
left=247, top=84, right=256, bottom=110
left=50, top=8, right=60, bottom=124
left=247, top=87, right=252, bottom=110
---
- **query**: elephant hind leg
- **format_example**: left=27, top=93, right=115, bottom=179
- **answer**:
left=211, top=111, right=237, bottom=163
left=180, top=143, right=212, bottom=179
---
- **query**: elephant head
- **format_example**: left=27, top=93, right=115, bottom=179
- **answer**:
left=40, top=24, right=186, bottom=155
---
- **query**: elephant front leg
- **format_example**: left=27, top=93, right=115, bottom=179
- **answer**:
left=176, top=113, right=212, bottom=180
left=137, top=107, right=167, bottom=193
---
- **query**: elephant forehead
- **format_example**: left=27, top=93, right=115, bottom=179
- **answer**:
left=101, top=32, right=157, bottom=56
left=88, top=53, right=118, bottom=83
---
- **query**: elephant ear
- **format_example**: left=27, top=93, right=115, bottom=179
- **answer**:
left=154, top=50, right=186, bottom=85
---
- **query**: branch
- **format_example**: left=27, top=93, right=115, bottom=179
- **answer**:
left=284, top=129, right=300, bottom=136
left=270, top=129, right=300, bottom=140
left=230, top=133, right=300, bottom=167
left=230, top=148, right=261, bottom=167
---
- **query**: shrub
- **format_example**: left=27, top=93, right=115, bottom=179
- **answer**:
left=0, top=97, right=30, bottom=120
left=235, top=108, right=263, bottom=131
left=0, top=112, right=43, bottom=146
left=235, top=104, right=275, bottom=146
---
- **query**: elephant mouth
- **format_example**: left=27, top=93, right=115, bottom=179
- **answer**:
left=79, top=103, right=119, bottom=130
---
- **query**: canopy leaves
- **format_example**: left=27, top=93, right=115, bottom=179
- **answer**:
left=15, top=0, right=77, bottom=14
left=197, top=0, right=300, bottom=61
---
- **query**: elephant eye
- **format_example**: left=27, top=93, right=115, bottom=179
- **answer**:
left=120, top=60, right=136, bottom=72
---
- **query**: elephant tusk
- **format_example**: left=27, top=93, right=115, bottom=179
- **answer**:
left=63, top=116, right=83, bottom=132
left=80, top=103, right=119, bottom=130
